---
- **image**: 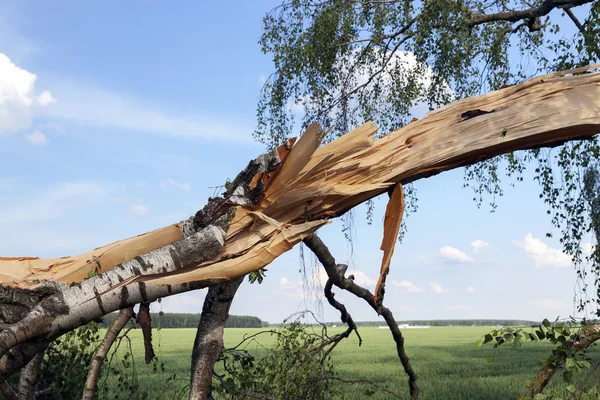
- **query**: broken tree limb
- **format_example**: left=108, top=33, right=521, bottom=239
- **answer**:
left=1, top=65, right=600, bottom=381
left=4, top=64, right=600, bottom=292
left=303, top=233, right=419, bottom=400
left=82, top=307, right=134, bottom=400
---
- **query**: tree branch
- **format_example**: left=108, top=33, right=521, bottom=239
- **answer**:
left=564, top=7, right=600, bottom=61
left=319, top=274, right=362, bottom=362
left=468, top=0, right=592, bottom=27
left=519, top=323, right=600, bottom=399
left=82, top=307, right=133, bottom=400
left=303, top=233, right=419, bottom=400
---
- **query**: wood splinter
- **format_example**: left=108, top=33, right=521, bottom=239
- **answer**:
left=374, top=183, right=405, bottom=314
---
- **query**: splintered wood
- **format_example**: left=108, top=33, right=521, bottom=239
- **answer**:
left=374, top=183, right=404, bottom=314
left=2, top=64, right=600, bottom=291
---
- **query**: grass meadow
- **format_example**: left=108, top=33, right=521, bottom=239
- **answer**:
left=103, top=326, right=600, bottom=399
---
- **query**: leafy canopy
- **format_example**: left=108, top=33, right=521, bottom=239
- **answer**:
left=257, top=0, right=600, bottom=313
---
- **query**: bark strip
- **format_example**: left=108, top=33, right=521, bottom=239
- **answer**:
left=189, top=277, right=244, bottom=400
left=82, top=307, right=133, bottom=400
left=303, top=234, right=419, bottom=400
left=136, top=303, right=155, bottom=364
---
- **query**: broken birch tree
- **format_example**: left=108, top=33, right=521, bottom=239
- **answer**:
left=1, top=64, right=600, bottom=390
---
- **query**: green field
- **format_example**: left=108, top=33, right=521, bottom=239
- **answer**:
left=104, top=326, right=600, bottom=399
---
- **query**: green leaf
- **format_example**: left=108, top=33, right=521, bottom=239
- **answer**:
left=542, top=318, right=551, bottom=328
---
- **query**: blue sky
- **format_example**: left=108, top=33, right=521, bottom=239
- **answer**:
left=0, top=1, right=593, bottom=324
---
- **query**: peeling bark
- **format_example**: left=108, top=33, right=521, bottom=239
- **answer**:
left=189, top=277, right=244, bottom=400
left=136, top=303, right=155, bottom=364
left=82, top=307, right=133, bottom=400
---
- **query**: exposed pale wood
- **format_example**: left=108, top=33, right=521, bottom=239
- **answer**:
left=0, top=225, right=182, bottom=288
left=374, top=183, right=404, bottom=312
left=2, top=65, right=600, bottom=291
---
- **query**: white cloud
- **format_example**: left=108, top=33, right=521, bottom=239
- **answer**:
left=392, top=280, right=425, bottom=293
left=465, top=286, right=476, bottom=293
left=470, top=239, right=490, bottom=253
left=0, top=53, right=55, bottom=134
left=526, top=298, right=572, bottom=312
left=38, top=90, right=56, bottom=106
left=514, top=233, right=572, bottom=268
left=438, top=246, right=473, bottom=264
left=350, top=270, right=377, bottom=287
left=163, top=178, right=191, bottom=191
left=0, top=182, right=109, bottom=223
left=583, top=242, right=594, bottom=256
left=429, top=282, right=448, bottom=294
left=24, top=129, right=48, bottom=146
left=41, top=80, right=252, bottom=142
left=128, top=200, right=149, bottom=216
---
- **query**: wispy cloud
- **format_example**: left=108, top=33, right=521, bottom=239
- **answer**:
left=465, top=286, right=476, bottom=293
left=41, top=80, right=252, bottom=142
left=0, top=182, right=110, bottom=223
left=429, top=282, right=448, bottom=294
left=392, top=280, right=425, bottom=293
left=470, top=239, right=490, bottom=253
left=25, top=129, right=49, bottom=146
left=128, top=200, right=149, bottom=216
left=514, top=233, right=572, bottom=268
left=438, top=246, right=473, bottom=264
left=162, top=178, right=191, bottom=191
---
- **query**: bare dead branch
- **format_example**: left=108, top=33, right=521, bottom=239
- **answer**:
left=319, top=275, right=362, bottom=362
left=303, top=233, right=419, bottom=399
left=82, top=307, right=133, bottom=400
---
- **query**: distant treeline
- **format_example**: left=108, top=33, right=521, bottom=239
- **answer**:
left=352, top=319, right=539, bottom=327
left=100, top=313, right=266, bottom=329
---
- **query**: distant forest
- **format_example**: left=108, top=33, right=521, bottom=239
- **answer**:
left=100, top=312, right=266, bottom=329
left=99, top=312, right=544, bottom=329
left=354, top=319, right=539, bottom=327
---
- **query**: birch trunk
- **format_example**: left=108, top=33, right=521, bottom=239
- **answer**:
left=1, top=64, right=600, bottom=382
